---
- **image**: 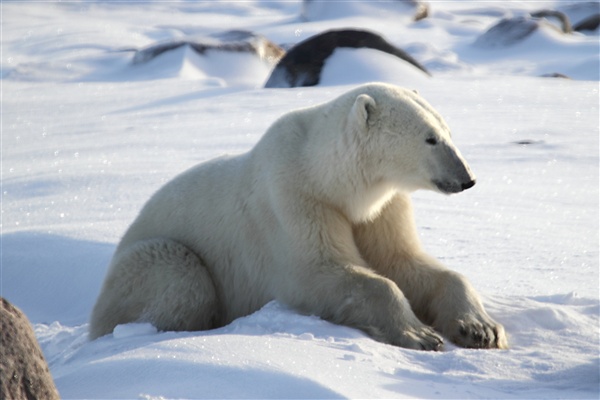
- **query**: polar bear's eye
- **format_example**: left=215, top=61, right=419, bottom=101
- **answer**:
left=425, top=138, right=438, bottom=145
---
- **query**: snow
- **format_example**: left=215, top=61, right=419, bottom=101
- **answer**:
left=319, top=47, right=430, bottom=86
left=2, top=1, right=599, bottom=399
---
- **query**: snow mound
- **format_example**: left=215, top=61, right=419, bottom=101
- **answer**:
left=127, top=45, right=272, bottom=86
left=264, top=29, right=428, bottom=88
left=32, top=296, right=599, bottom=399
left=474, top=16, right=550, bottom=48
left=319, top=48, right=430, bottom=86
left=301, top=0, right=428, bottom=22
left=466, top=16, right=599, bottom=79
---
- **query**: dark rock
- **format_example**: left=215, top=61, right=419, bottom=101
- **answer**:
left=264, top=29, right=429, bottom=88
left=557, top=2, right=600, bottom=32
left=474, top=16, right=562, bottom=48
left=540, top=72, right=571, bottom=79
left=513, top=139, right=545, bottom=145
left=476, top=6, right=598, bottom=49
left=573, top=13, right=600, bottom=32
left=0, top=298, right=59, bottom=400
left=531, top=10, right=572, bottom=33
left=133, top=30, right=284, bottom=65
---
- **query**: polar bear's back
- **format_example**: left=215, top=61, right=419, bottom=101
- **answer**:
left=118, top=155, right=243, bottom=251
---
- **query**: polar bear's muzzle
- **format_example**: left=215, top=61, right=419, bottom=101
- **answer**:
left=461, top=179, right=476, bottom=191
left=430, top=142, right=476, bottom=194
left=433, top=178, right=476, bottom=194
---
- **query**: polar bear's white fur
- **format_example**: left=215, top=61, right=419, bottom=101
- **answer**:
left=90, top=83, right=507, bottom=350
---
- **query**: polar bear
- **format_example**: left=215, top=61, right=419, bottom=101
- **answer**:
left=89, top=82, right=507, bottom=350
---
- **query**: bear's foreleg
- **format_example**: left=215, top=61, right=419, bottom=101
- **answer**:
left=272, top=200, right=444, bottom=351
left=386, top=255, right=508, bottom=349
left=278, top=263, right=444, bottom=351
left=89, top=238, right=220, bottom=340
left=354, top=195, right=508, bottom=349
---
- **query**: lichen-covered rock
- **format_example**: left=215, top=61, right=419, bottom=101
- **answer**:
left=133, top=30, right=284, bottom=65
left=0, top=298, right=59, bottom=400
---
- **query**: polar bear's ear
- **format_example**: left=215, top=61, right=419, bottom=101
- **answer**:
left=351, top=94, right=377, bottom=129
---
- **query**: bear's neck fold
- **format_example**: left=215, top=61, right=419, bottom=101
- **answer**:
left=345, top=183, right=397, bottom=223
left=304, top=127, right=397, bottom=224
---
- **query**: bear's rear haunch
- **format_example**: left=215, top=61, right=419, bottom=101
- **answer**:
left=89, top=82, right=507, bottom=350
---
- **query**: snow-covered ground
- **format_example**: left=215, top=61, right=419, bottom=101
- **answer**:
left=2, top=1, right=599, bottom=398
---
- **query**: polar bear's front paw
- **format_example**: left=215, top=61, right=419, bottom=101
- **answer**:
left=396, top=326, right=444, bottom=351
left=447, top=316, right=508, bottom=349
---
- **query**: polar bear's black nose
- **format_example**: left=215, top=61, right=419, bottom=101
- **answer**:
left=461, top=180, right=476, bottom=190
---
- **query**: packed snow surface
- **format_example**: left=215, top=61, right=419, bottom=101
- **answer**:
left=2, top=1, right=599, bottom=399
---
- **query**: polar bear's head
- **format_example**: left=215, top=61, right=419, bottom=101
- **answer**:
left=346, top=83, right=476, bottom=195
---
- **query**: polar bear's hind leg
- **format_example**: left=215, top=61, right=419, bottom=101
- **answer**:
left=89, top=239, right=220, bottom=339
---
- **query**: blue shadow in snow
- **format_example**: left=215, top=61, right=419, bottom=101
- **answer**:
left=1, top=232, right=115, bottom=326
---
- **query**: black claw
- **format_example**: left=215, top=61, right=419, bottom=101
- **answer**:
left=435, top=338, right=444, bottom=351
left=471, top=330, right=483, bottom=343
left=453, top=320, right=506, bottom=349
